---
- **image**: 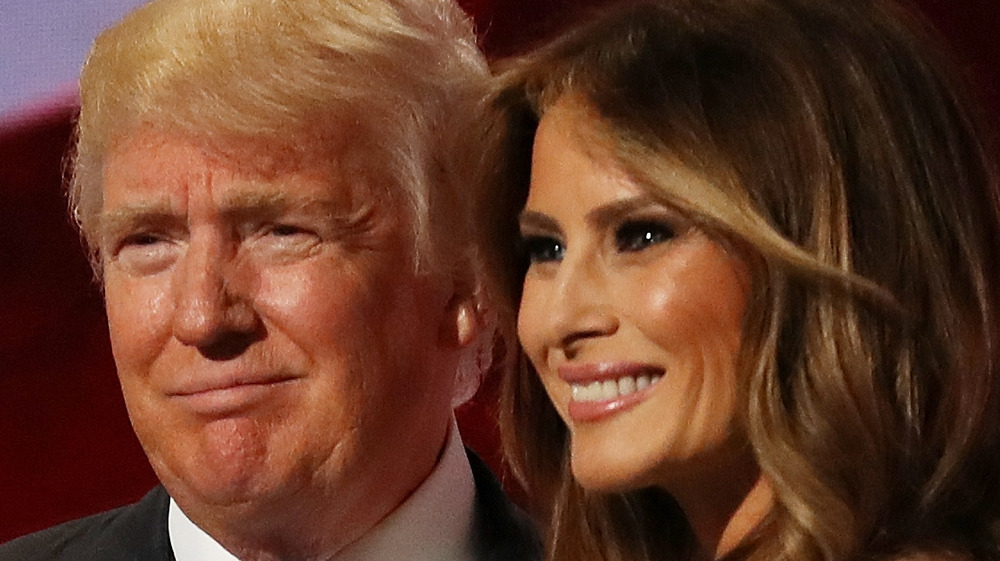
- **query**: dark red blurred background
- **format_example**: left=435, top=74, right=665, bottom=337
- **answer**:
left=2, top=0, right=997, bottom=543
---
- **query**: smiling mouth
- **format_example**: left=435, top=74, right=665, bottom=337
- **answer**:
left=571, top=373, right=664, bottom=403
left=558, top=362, right=665, bottom=422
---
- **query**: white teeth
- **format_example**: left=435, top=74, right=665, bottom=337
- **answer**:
left=572, top=381, right=601, bottom=402
left=601, top=380, right=618, bottom=400
left=618, top=376, right=637, bottom=396
left=570, top=374, right=662, bottom=403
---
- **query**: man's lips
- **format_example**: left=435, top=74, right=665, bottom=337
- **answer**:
left=166, top=373, right=302, bottom=416
left=556, top=362, right=665, bottom=422
left=167, top=372, right=299, bottom=397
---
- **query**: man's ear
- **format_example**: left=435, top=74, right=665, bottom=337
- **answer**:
left=438, top=291, right=483, bottom=348
left=444, top=291, right=493, bottom=407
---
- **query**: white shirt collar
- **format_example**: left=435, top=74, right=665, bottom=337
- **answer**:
left=168, top=499, right=237, bottom=561
left=169, top=419, right=477, bottom=561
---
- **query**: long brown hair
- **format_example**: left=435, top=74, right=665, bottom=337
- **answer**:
left=480, top=1, right=1000, bottom=559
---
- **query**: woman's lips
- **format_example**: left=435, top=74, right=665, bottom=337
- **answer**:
left=557, top=362, right=664, bottom=422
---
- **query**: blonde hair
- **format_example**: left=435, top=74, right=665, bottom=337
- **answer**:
left=482, top=1, right=1000, bottom=560
left=71, top=0, right=489, bottom=280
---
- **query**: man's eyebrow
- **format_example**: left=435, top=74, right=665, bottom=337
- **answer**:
left=97, top=203, right=180, bottom=247
left=218, top=191, right=292, bottom=221
left=97, top=191, right=351, bottom=239
left=218, top=191, right=352, bottom=223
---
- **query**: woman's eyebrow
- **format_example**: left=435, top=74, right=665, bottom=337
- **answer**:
left=518, top=209, right=560, bottom=233
left=518, top=195, right=662, bottom=234
left=585, top=195, right=656, bottom=229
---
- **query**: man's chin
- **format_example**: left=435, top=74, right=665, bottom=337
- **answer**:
left=152, top=452, right=301, bottom=512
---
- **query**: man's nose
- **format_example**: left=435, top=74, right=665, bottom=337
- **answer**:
left=544, top=254, right=619, bottom=355
left=171, top=234, right=260, bottom=357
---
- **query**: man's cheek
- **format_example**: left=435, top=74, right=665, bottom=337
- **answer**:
left=106, top=275, right=173, bottom=362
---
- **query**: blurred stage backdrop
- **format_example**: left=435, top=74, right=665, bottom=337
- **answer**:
left=2, top=0, right=998, bottom=543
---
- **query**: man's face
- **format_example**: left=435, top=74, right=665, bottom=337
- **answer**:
left=98, top=128, right=469, bottom=536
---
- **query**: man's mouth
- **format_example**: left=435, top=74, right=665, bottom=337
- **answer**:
left=167, top=373, right=301, bottom=416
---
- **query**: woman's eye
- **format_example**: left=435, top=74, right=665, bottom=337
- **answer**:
left=521, top=235, right=565, bottom=264
left=615, top=220, right=675, bottom=252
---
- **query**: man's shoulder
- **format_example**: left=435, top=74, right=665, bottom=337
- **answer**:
left=0, top=486, right=173, bottom=561
left=466, top=449, right=543, bottom=561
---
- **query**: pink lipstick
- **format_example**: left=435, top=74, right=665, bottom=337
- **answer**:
left=558, top=362, right=664, bottom=422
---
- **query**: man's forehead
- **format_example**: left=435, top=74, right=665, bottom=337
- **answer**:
left=107, top=126, right=341, bottom=177
left=105, top=123, right=395, bottom=192
left=98, top=133, right=404, bottom=238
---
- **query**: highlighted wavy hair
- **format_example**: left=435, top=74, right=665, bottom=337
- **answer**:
left=481, top=1, right=1000, bottom=559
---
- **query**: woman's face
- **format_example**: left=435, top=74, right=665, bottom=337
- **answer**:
left=517, top=99, right=751, bottom=492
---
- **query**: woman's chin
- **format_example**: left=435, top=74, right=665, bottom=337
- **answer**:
left=569, top=454, right=653, bottom=493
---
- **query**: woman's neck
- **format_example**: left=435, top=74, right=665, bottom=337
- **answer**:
left=711, top=477, right=773, bottom=558
left=667, top=465, right=773, bottom=559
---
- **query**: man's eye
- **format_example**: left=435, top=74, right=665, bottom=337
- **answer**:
left=111, top=232, right=177, bottom=274
left=252, top=223, right=322, bottom=262
left=615, top=221, right=675, bottom=253
left=260, top=223, right=320, bottom=245
left=114, top=232, right=171, bottom=255
left=121, top=233, right=164, bottom=247
left=520, top=235, right=565, bottom=264
left=267, top=224, right=308, bottom=237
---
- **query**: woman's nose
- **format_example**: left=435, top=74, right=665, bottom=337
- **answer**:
left=543, top=254, right=619, bottom=354
left=171, top=234, right=260, bottom=357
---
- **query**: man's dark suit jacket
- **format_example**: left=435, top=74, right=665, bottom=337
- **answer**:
left=0, top=451, right=541, bottom=561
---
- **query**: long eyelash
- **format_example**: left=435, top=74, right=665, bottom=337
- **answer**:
left=519, top=234, right=563, bottom=263
left=618, top=221, right=674, bottom=239
left=517, top=235, right=543, bottom=256
left=612, top=219, right=679, bottom=254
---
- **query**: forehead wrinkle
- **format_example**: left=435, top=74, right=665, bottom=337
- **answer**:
left=97, top=180, right=284, bottom=233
